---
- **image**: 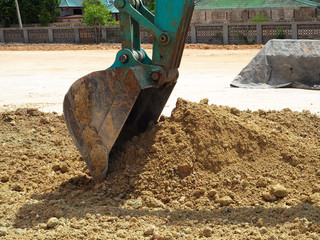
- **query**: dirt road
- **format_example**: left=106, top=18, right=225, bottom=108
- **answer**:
left=1, top=44, right=319, bottom=115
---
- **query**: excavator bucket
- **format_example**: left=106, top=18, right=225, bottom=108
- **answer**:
left=63, top=68, right=176, bottom=181
left=63, top=0, right=194, bottom=182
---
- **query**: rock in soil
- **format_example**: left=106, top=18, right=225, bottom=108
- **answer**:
left=46, top=217, right=60, bottom=228
left=271, top=184, right=289, bottom=198
left=216, top=196, right=233, bottom=206
left=0, top=227, right=8, bottom=236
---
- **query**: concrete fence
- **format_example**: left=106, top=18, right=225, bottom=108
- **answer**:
left=190, top=22, right=320, bottom=44
left=0, top=22, right=320, bottom=45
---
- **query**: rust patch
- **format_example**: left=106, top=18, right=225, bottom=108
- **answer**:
left=83, top=126, right=101, bottom=148
left=74, top=82, right=91, bottom=126
left=99, top=68, right=141, bottom=150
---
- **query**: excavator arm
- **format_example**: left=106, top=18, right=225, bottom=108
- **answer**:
left=63, top=0, right=194, bottom=182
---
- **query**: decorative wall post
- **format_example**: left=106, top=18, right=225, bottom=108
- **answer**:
left=191, top=24, right=196, bottom=43
left=23, top=28, right=29, bottom=43
left=0, top=29, right=4, bottom=43
left=292, top=23, right=298, bottom=39
left=101, top=27, right=107, bottom=41
left=223, top=24, right=228, bottom=44
left=74, top=28, right=80, bottom=43
left=256, top=23, right=262, bottom=44
left=48, top=28, right=54, bottom=43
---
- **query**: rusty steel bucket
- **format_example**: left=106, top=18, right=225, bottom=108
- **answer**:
left=63, top=67, right=176, bottom=181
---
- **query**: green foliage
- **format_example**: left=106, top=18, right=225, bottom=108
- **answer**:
left=0, top=0, right=60, bottom=27
left=38, top=9, right=51, bottom=26
left=141, top=0, right=155, bottom=14
left=249, top=13, right=268, bottom=23
left=0, top=0, right=17, bottom=27
left=108, top=18, right=119, bottom=26
left=147, top=0, right=155, bottom=14
left=82, top=0, right=114, bottom=42
left=82, top=0, right=101, bottom=8
left=82, top=0, right=112, bottom=27
left=233, top=30, right=256, bottom=44
left=274, top=26, right=286, bottom=39
left=208, top=31, right=223, bottom=43
left=19, top=0, right=60, bottom=24
left=215, top=31, right=223, bottom=39
left=236, top=32, right=249, bottom=44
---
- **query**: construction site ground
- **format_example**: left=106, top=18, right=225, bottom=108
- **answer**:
left=0, top=44, right=320, bottom=240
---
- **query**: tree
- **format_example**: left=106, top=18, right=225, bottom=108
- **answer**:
left=0, top=0, right=18, bottom=27
left=0, top=0, right=60, bottom=27
left=82, top=0, right=113, bottom=43
left=22, top=0, right=60, bottom=26
left=39, top=0, right=60, bottom=26
left=38, top=9, right=52, bottom=26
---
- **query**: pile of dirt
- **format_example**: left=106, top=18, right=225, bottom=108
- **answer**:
left=0, top=43, right=263, bottom=51
left=1, top=99, right=320, bottom=239
left=107, top=98, right=320, bottom=205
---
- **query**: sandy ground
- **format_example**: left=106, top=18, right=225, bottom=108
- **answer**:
left=1, top=44, right=319, bottom=116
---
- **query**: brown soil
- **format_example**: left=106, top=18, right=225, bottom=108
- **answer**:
left=1, top=98, right=320, bottom=239
left=0, top=43, right=263, bottom=51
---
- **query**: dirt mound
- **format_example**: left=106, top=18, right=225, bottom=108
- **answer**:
left=106, top=98, right=320, bottom=207
left=1, top=99, right=320, bottom=239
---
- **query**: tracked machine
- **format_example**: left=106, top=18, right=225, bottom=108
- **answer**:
left=63, top=0, right=194, bottom=182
